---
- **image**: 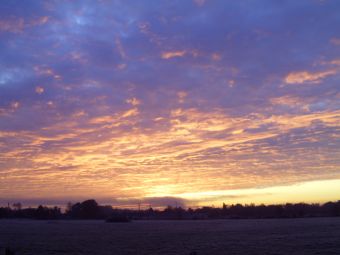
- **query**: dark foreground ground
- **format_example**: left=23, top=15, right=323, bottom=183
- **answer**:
left=0, top=218, right=340, bottom=255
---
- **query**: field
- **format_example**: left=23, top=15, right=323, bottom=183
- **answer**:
left=1, top=218, right=340, bottom=255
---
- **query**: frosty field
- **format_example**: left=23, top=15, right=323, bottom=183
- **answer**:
left=1, top=218, right=340, bottom=255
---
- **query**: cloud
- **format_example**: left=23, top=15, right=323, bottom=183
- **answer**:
left=122, top=108, right=139, bottom=118
left=0, top=18, right=24, bottom=33
left=161, top=51, right=186, bottom=59
left=270, top=95, right=310, bottom=112
left=10, top=101, right=20, bottom=110
left=284, top=70, right=337, bottom=84
left=1, top=107, right=339, bottom=205
left=330, top=59, right=340, bottom=65
left=115, top=37, right=127, bottom=60
left=126, top=97, right=141, bottom=106
left=177, top=91, right=187, bottom=103
left=330, top=38, right=340, bottom=46
left=35, top=86, right=44, bottom=94
left=0, top=16, right=49, bottom=33
left=0, top=0, right=339, bottom=206
left=193, top=0, right=207, bottom=7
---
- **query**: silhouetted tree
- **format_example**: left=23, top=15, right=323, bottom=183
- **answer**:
left=12, top=202, right=22, bottom=211
left=1, top=199, right=340, bottom=220
left=67, top=199, right=101, bottom=219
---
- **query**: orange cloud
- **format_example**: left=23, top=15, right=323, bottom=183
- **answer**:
left=1, top=106, right=339, bottom=206
left=35, top=86, right=44, bottom=94
left=211, top=53, right=221, bottom=61
left=161, top=51, right=186, bottom=59
left=284, top=70, right=336, bottom=84
left=270, top=95, right=310, bottom=111
left=34, top=66, right=61, bottom=79
left=330, top=59, right=340, bottom=65
left=122, top=108, right=139, bottom=118
left=90, top=115, right=115, bottom=124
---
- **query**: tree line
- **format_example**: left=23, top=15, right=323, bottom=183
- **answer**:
left=1, top=199, right=340, bottom=220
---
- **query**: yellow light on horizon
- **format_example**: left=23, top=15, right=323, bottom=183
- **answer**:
left=149, top=179, right=340, bottom=207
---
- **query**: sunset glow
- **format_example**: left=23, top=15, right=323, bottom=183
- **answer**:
left=0, top=0, right=339, bottom=208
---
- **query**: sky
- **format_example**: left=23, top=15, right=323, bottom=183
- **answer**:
left=0, top=0, right=339, bottom=209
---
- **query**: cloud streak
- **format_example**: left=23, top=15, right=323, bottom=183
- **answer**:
left=285, top=70, right=337, bottom=84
